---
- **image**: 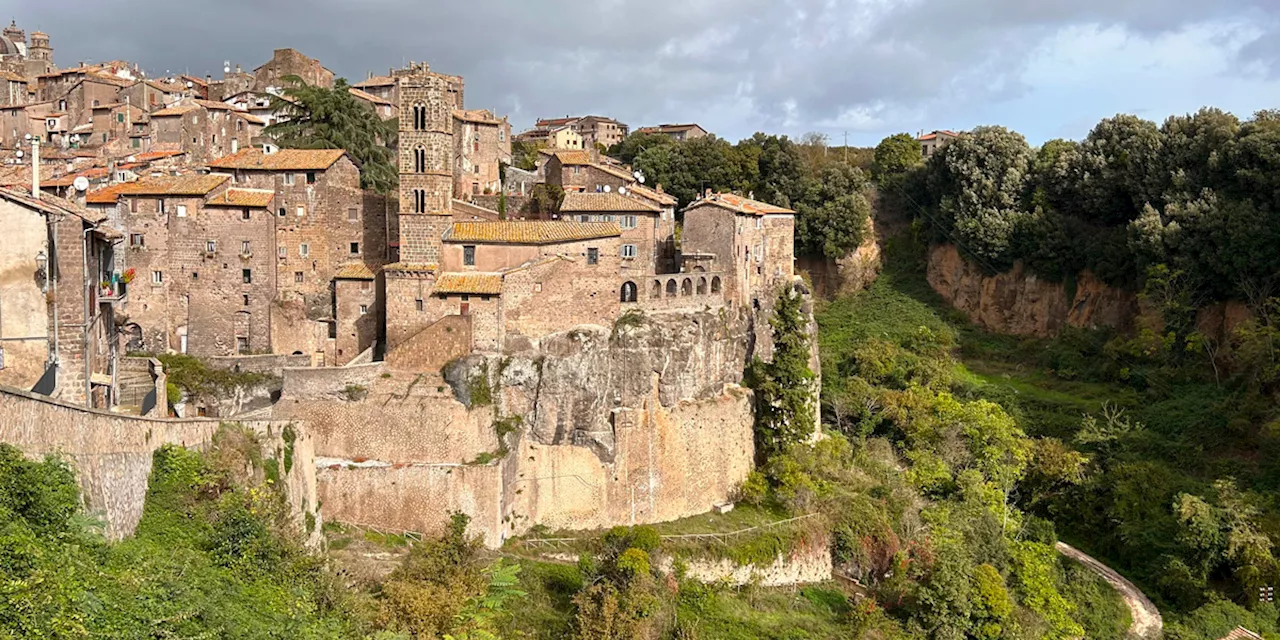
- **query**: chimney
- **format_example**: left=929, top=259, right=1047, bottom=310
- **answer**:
left=656, top=183, right=664, bottom=194
left=30, top=137, right=39, bottom=199
left=704, top=187, right=711, bottom=198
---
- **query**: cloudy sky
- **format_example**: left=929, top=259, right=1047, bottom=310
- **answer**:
left=11, top=0, right=1280, bottom=146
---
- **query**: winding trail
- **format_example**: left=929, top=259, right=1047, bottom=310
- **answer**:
left=1055, top=541, right=1162, bottom=639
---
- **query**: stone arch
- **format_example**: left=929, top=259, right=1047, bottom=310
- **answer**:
left=681, top=278, right=693, bottom=296
left=621, top=281, right=637, bottom=303
left=710, top=276, right=721, bottom=294
left=697, top=277, right=707, bottom=295
left=651, top=279, right=662, bottom=299
left=124, top=323, right=143, bottom=352
left=693, top=265, right=706, bottom=273
left=665, top=279, right=677, bottom=298
left=414, top=145, right=427, bottom=173
left=412, top=102, right=427, bottom=130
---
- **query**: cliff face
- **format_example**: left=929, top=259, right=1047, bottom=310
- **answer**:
left=926, top=244, right=1137, bottom=338
left=282, top=298, right=822, bottom=547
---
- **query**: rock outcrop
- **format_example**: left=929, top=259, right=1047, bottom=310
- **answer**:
left=926, top=244, right=1137, bottom=338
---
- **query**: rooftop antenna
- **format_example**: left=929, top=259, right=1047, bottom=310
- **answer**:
left=223, top=60, right=231, bottom=74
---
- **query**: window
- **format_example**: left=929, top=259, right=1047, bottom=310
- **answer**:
left=296, top=205, right=305, bottom=217
left=205, top=240, right=216, bottom=253
left=278, top=208, right=286, bottom=218
left=921, top=145, right=929, bottom=157
left=283, top=173, right=295, bottom=186
left=236, top=119, right=243, bottom=132
left=295, top=271, right=304, bottom=283
left=587, top=248, right=599, bottom=265
left=347, top=207, right=358, bottom=221
left=278, top=246, right=286, bottom=258
left=621, top=215, right=637, bottom=229
left=299, top=243, right=309, bottom=257
left=349, top=242, right=360, bottom=255
left=192, top=272, right=198, bottom=280
left=621, top=244, right=637, bottom=259
left=242, top=269, right=252, bottom=284
left=474, top=164, right=480, bottom=174
left=463, top=245, right=476, bottom=266
left=416, top=299, right=424, bottom=311
left=158, top=199, right=166, bottom=214
left=237, top=337, right=249, bottom=354
left=102, top=133, right=108, bottom=143
left=241, top=240, right=251, bottom=255
left=242, top=208, right=251, bottom=220
left=359, top=305, right=369, bottom=315
left=176, top=204, right=187, bottom=217
left=151, top=270, right=163, bottom=284
left=130, top=233, right=144, bottom=247
left=242, top=294, right=250, bottom=306
left=414, top=147, right=426, bottom=173
left=306, top=172, right=316, bottom=184
left=130, top=198, right=138, bottom=213
left=361, top=280, right=371, bottom=292
left=211, top=134, right=217, bottom=145
left=412, top=103, right=426, bottom=130
left=498, top=130, right=505, bottom=142
left=412, top=189, right=426, bottom=213
left=116, top=112, right=124, bottom=123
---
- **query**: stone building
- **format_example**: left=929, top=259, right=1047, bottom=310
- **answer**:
left=516, top=124, right=582, bottom=150
left=453, top=109, right=511, bottom=198
left=150, top=99, right=263, bottom=164
left=0, top=187, right=121, bottom=409
left=0, top=22, right=55, bottom=80
left=559, top=191, right=674, bottom=276
left=222, top=91, right=283, bottom=126
left=635, top=123, right=708, bottom=141
left=36, top=67, right=132, bottom=131
left=526, top=115, right=628, bottom=150
left=0, top=71, right=29, bottom=106
left=918, top=130, right=961, bottom=157
left=0, top=100, right=53, bottom=149
left=679, top=192, right=795, bottom=311
left=333, top=263, right=378, bottom=364
left=350, top=88, right=395, bottom=119
left=253, top=48, right=334, bottom=92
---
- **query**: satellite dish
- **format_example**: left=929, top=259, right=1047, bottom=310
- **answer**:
left=127, top=155, right=137, bottom=163
left=15, top=149, right=23, bottom=158
left=23, top=133, right=31, bottom=141
left=186, top=81, right=193, bottom=88
left=603, top=185, right=611, bottom=193
left=637, top=174, right=646, bottom=184
left=70, top=134, right=80, bottom=143
left=223, top=60, right=231, bottom=74
left=619, top=186, right=627, bottom=195
left=73, top=176, right=89, bottom=192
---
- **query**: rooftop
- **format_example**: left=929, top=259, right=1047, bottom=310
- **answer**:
left=918, top=130, right=960, bottom=141
left=688, top=192, right=795, bottom=216
left=334, top=263, right=377, bottom=280
left=353, top=75, right=395, bottom=88
left=208, top=148, right=346, bottom=171
left=627, top=182, right=678, bottom=206
left=561, top=191, right=659, bottom=213
left=85, top=174, right=229, bottom=202
left=205, top=188, right=274, bottom=208
left=454, top=109, right=503, bottom=125
left=0, top=186, right=107, bottom=224
left=445, top=220, right=621, bottom=245
left=349, top=87, right=393, bottom=106
left=637, top=123, right=704, bottom=133
left=546, top=149, right=591, bottom=165
left=435, top=272, right=503, bottom=295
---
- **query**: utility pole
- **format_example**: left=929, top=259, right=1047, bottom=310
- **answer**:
left=843, top=131, right=848, bottom=163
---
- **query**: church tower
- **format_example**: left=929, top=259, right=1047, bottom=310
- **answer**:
left=394, top=61, right=454, bottom=265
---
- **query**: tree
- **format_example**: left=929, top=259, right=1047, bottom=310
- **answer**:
left=1075, top=114, right=1166, bottom=226
left=794, top=163, right=872, bottom=259
left=872, top=133, right=923, bottom=181
left=267, top=75, right=398, bottom=193
left=511, top=139, right=543, bottom=171
left=748, top=285, right=817, bottom=459
left=607, top=132, right=675, bottom=165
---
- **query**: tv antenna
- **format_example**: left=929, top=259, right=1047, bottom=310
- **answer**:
left=223, top=60, right=231, bottom=74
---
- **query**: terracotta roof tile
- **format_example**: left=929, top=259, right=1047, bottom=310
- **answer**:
left=453, top=109, right=501, bottom=125
left=0, top=71, right=27, bottom=83
left=194, top=99, right=237, bottom=110
left=687, top=193, right=794, bottom=216
left=85, top=182, right=145, bottom=204
left=627, top=183, right=677, bottom=206
left=349, top=87, right=393, bottom=106
left=208, top=148, right=346, bottom=171
left=149, top=104, right=200, bottom=117
left=0, top=187, right=107, bottom=224
left=205, top=188, right=274, bottom=208
left=445, top=220, right=620, bottom=244
left=549, top=150, right=591, bottom=165
left=636, top=123, right=704, bottom=134
left=335, top=263, right=377, bottom=280
left=44, top=167, right=109, bottom=187
left=589, top=162, right=634, bottom=181
left=561, top=191, right=659, bottom=213
left=435, top=272, right=502, bottom=295
left=91, top=174, right=228, bottom=200
left=231, top=111, right=266, bottom=125
left=1220, top=628, right=1264, bottom=640
left=383, top=262, right=438, bottom=273
left=134, top=150, right=186, bottom=162
left=918, top=130, right=960, bottom=141
left=353, top=75, right=395, bottom=88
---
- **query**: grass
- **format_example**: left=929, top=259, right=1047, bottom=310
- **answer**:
left=502, top=559, right=582, bottom=640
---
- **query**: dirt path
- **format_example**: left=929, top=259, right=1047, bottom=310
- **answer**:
left=1055, top=541, right=1162, bottom=639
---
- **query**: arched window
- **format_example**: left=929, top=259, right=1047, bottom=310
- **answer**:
left=681, top=278, right=693, bottom=296
left=697, top=277, right=707, bottom=295
left=412, top=189, right=427, bottom=213
left=665, top=279, right=677, bottom=298
left=125, top=323, right=143, bottom=352
left=620, top=281, right=637, bottom=303
left=710, top=276, right=721, bottom=294
left=412, top=103, right=426, bottom=130
left=651, top=280, right=661, bottom=299
left=414, top=146, right=426, bottom=173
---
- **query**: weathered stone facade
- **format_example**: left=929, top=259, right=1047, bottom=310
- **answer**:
left=150, top=100, right=262, bottom=165
left=253, top=48, right=334, bottom=91
left=453, top=109, right=511, bottom=198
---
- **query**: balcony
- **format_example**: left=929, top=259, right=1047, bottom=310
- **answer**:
left=99, top=277, right=128, bottom=304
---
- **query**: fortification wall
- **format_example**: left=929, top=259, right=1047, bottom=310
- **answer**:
left=280, top=361, right=387, bottom=399
left=207, top=353, right=312, bottom=376
left=0, top=386, right=318, bottom=543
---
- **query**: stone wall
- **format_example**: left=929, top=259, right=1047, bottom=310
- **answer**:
left=385, top=314, right=472, bottom=371
left=656, top=537, right=832, bottom=587
left=206, top=353, right=311, bottom=376
left=279, top=361, right=387, bottom=400
left=927, top=244, right=1137, bottom=338
left=0, top=385, right=317, bottom=542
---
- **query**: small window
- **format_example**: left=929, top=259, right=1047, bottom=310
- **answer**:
left=296, top=205, right=305, bottom=217
left=205, top=240, right=216, bottom=253
left=415, top=298, right=424, bottom=311
left=130, top=233, right=144, bottom=247
left=130, top=198, right=138, bottom=213
left=347, top=207, right=358, bottom=221
left=242, top=208, right=251, bottom=220
left=241, top=240, right=251, bottom=254
left=176, top=204, right=187, bottom=217
left=295, top=271, right=304, bottom=283
left=278, top=208, right=286, bottom=218
left=463, top=245, right=476, bottom=266
left=192, top=272, right=198, bottom=280
left=621, top=244, right=637, bottom=259
left=349, top=242, right=360, bottom=255
left=116, top=113, right=124, bottom=123
left=359, top=305, right=369, bottom=315
left=283, top=173, right=295, bottom=186
left=756, top=217, right=762, bottom=230
left=306, top=171, right=316, bottom=184
left=242, top=269, right=252, bottom=284
left=151, top=270, right=163, bottom=284
left=587, top=248, right=599, bottom=265
left=360, top=280, right=371, bottom=292
left=237, top=336, right=249, bottom=354
left=622, top=215, right=637, bottom=229
left=278, top=246, right=286, bottom=258
left=158, top=199, right=166, bottom=214
left=299, top=243, right=309, bottom=257
left=242, top=294, right=250, bottom=306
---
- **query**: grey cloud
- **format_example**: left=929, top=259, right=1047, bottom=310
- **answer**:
left=11, top=0, right=1280, bottom=142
